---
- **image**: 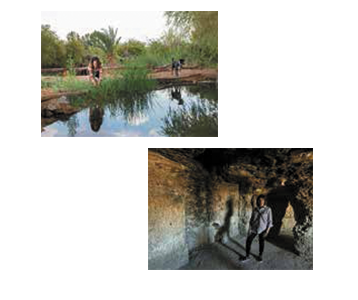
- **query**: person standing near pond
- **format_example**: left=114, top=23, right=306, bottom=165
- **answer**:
left=240, top=194, right=273, bottom=263
left=88, top=56, right=103, bottom=86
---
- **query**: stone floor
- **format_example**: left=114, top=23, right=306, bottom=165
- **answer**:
left=180, top=234, right=313, bottom=270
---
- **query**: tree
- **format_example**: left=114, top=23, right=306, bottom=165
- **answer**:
left=118, top=39, right=146, bottom=58
left=41, top=25, right=66, bottom=68
left=65, top=31, right=86, bottom=65
left=161, top=28, right=186, bottom=49
left=164, top=11, right=218, bottom=65
left=83, top=26, right=121, bottom=64
left=164, top=11, right=194, bottom=37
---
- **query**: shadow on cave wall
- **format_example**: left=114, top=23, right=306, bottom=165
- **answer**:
left=185, top=169, right=214, bottom=252
left=266, top=186, right=297, bottom=254
left=214, top=197, right=233, bottom=242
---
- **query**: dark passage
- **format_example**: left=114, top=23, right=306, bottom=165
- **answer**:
left=148, top=148, right=313, bottom=270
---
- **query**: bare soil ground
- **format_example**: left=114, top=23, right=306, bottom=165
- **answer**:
left=180, top=235, right=313, bottom=270
left=150, top=68, right=218, bottom=80
left=41, top=68, right=218, bottom=99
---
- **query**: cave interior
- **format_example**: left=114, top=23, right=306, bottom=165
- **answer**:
left=148, top=148, right=313, bottom=270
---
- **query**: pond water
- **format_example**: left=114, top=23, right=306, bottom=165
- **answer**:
left=41, top=84, right=218, bottom=137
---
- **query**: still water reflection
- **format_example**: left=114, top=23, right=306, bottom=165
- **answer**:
left=41, top=84, right=218, bottom=137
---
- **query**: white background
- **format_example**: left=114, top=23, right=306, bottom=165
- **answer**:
left=1, top=1, right=358, bottom=299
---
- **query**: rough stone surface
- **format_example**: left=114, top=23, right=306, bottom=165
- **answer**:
left=180, top=236, right=313, bottom=270
left=148, top=149, right=313, bottom=268
left=148, top=151, right=189, bottom=270
left=148, top=151, right=242, bottom=269
left=41, top=96, right=81, bottom=118
left=210, top=181, right=240, bottom=243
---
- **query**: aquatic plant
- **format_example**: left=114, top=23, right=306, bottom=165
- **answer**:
left=161, top=101, right=218, bottom=137
left=120, top=61, right=156, bottom=90
left=52, top=76, right=91, bottom=93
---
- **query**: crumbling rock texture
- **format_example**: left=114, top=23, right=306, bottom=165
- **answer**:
left=148, top=151, right=190, bottom=270
left=41, top=96, right=81, bottom=118
left=148, top=148, right=313, bottom=269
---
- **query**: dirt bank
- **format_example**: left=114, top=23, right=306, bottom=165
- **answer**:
left=41, top=67, right=218, bottom=101
left=150, top=68, right=218, bottom=81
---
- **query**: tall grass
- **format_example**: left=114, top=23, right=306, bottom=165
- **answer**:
left=51, top=76, right=91, bottom=93
left=119, top=61, right=156, bottom=91
left=41, top=76, right=54, bottom=89
left=45, top=62, right=156, bottom=105
left=132, top=44, right=217, bottom=68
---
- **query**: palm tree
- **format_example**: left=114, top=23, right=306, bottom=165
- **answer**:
left=86, top=26, right=121, bottom=65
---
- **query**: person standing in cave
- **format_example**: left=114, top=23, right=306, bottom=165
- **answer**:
left=240, top=194, right=273, bottom=263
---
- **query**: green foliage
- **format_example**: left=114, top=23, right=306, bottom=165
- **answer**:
left=135, top=33, right=187, bottom=68
left=84, top=26, right=121, bottom=63
left=88, top=46, right=108, bottom=65
left=134, top=52, right=169, bottom=68
left=164, top=11, right=193, bottom=36
left=41, top=76, right=54, bottom=89
left=51, top=76, right=92, bottom=93
left=164, top=11, right=218, bottom=66
left=120, top=60, right=156, bottom=91
left=66, top=56, right=76, bottom=77
left=147, top=39, right=169, bottom=56
left=65, top=32, right=86, bottom=65
left=41, top=11, right=218, bottom=69
left=161, top=28, right=188, bottom=49
left=42, top=25, right=122, bottom=68
left=162, top=101, right=218, bottom=137
left=118, top=39, right=146, bottom=58
left=50, top=66, right=155, bottom=100
left=41, top=25, right=66, bottom=68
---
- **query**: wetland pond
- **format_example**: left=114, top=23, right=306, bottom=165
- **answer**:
left=41, top=84, right=218, bottom=137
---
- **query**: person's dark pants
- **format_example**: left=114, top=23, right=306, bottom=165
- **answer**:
left=246, top=231, right=266, bottom=257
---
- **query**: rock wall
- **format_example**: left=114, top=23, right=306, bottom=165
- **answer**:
left=148, top=151, right=219, bottom=269
left=148, top=151, right=241, bottom=269
left=225, top=149, right=313, bottom=260
left=209, top=182, right=240, bottom=243
left=148, top=149, right=313, bottom=268
left=148, top=151, right=189, bottom=270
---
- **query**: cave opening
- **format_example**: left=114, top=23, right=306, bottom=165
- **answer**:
left=266, top=186, right=296, bottom=253
left=148, top=148, right=313, bottom=270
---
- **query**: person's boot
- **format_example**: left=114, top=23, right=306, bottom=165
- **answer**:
left=257, top=255, right=263, bottom=262
left=239, top=255, right=250, bottom=262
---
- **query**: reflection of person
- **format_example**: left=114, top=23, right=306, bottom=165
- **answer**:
left=240, top=194, right=273, bottom=263
left=171, top=87, right=184, bottom=105
left=88, top=56, right=103, bottom=86
left=89, top=106, right=104, bottom=132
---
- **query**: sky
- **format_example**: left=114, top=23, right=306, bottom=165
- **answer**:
left=41, top=11, right=167, bottom=43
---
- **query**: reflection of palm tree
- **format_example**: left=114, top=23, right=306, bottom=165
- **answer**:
left=89, top=105, right=105, bottom=132
left=67, top=115, right=79, bottom=137
left=171, top=87, right=184, bottom=105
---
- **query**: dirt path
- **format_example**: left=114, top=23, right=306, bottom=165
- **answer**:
left=41, top=68, right=218, bottom=102
left=41, top=68, right=218, bottom=84
left=180, top=235, right=313, bottom=270
left=150, top=68, right=218, bottom=80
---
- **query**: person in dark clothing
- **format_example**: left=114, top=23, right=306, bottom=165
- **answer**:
left=88, top=56, right=103, bottom=86
left=171, top=58, right=185, bottom=77
left=240, top=194, right=273, bottom=263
